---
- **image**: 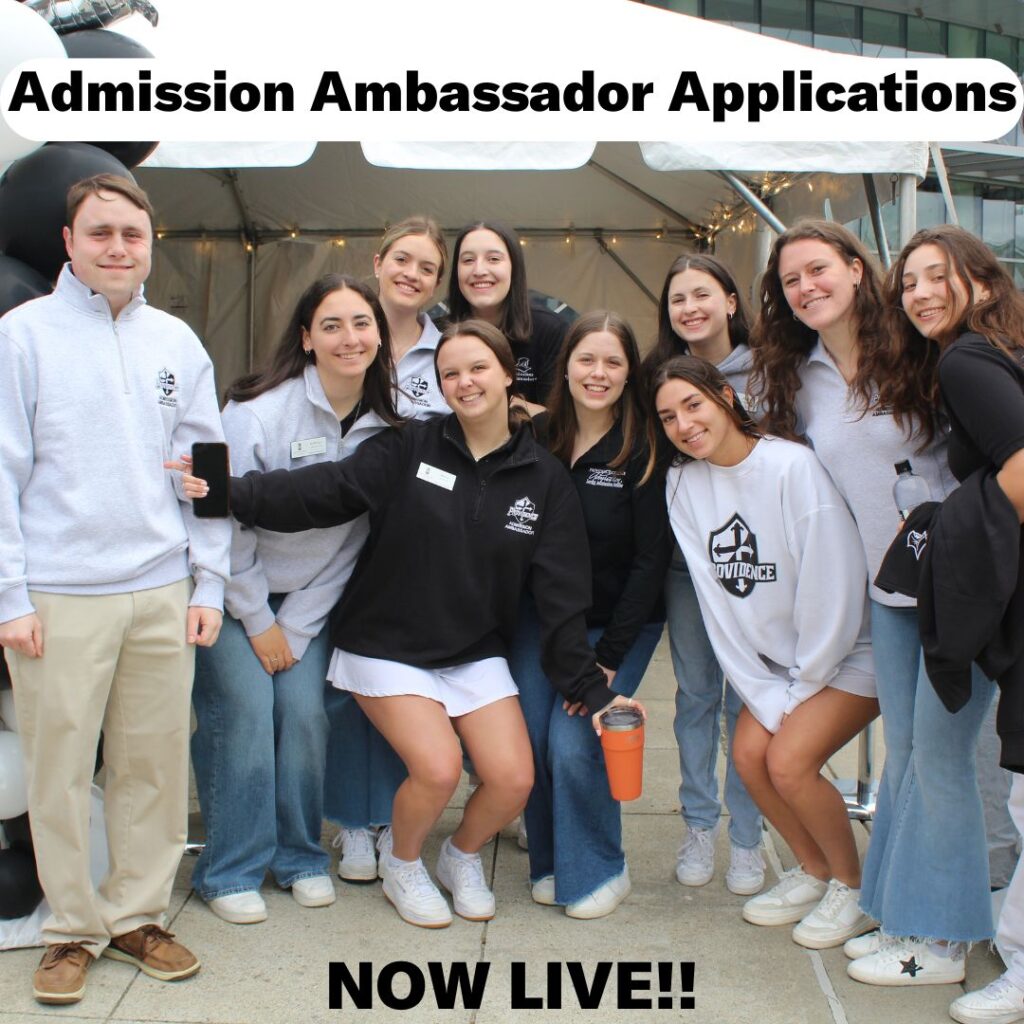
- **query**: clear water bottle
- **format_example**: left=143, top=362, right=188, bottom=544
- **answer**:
left=893, top=460, right=931, bottom=522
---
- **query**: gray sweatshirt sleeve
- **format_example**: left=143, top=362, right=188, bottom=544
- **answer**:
left=0, top=330, right=37, bottom=624
left=172, top=350, right=231, bottom=610
left=783, top=459, right=869, bottom=715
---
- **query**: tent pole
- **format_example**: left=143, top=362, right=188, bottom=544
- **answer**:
left=899, top=174, right=918, bottom=248
left=587, top=160, right=702, bottom=232
left=718, top=172, right=786, bottom=234
left=247, top=244, right=256, bottom=372
left=862, top=174, right=891, bottom=269
left=929, top=143, right=960, bottom=226
left=594, top=232, right=659, bottom=305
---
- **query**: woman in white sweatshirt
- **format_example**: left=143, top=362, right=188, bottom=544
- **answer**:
left=189, top=275, right=402, bottom=924
left=652, top=355, right=879, bottom=949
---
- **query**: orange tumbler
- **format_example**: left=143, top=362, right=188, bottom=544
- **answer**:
left=599, top=707, right=645, bottom=801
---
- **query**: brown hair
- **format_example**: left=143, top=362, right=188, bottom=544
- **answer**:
left=434, top=319, right=532, bottom=433
left=546, top=311, right=656, bottom=484
left=749, top=219, right=937, bottom=446
left=377, top=215, right=448, bottom=283
left=643, top=253, right=751, bottom=379
left=446, top=221, right=532, bottom=346
left=66, top=173, right=153, bottom=230
left=886, top=225, right=1024, bottom=407
left=226, top=274, right=402, bottom=427
left=650, top=355, right=762, bottom=464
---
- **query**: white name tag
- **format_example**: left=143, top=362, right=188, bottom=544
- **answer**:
left=291, top=436, right=328, bottom=459
left=416, top=462, right=456, bottom=491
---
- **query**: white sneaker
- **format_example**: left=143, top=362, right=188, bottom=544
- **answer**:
left=844, top=929, right=882, bottom=960
left=516, top=817, right=529, bottom=851
left=531, top=875, right=556, bottom=906
left=291, top=875, right=336, bottom=908
left=208, top=890, right=267, bottom=924
left=333, top=828, right=378, bottom=883
left=791, top=880, right=875, bottom=949
left=950, top=974, right=1024, bottom=1024
left=381, top=855, right=452, bottom=929
left=741, top=868, right=828, bottom=926
left=675, top=824, right=718, bottom=887
left=436, top=838, right=495, bottom=921
left=375, top=826, right=393, bottom=880
left=566, top=867, right=632, bottom=920
left=847, top=939, right=966, bottom=986
left=726, top=843, right=765, bottom=896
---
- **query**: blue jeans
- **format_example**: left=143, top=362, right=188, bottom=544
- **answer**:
left=861, top=601, right=996, bottom=941
left=323, top=687, right=406, bottom=829
left=665, top=551, right=762, bottom=849
left=509, top=600, right=664, bottom=904
left=190, top=605, right=330, bottom=899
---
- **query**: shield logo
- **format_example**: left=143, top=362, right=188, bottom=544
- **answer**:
left=708, top=513, right=758, bottom=598
left=408, top=376, right=429, bottom=398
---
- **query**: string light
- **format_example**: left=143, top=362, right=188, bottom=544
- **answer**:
left=334, top=238, right=346, bottom=248
left=289, top=229, right=299, bottom=239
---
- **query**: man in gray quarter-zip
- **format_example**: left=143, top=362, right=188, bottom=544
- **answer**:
left=0, top=174, right=230, bottom=1006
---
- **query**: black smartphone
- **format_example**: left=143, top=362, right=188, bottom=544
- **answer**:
left=191, top=442, right=230, bottom=518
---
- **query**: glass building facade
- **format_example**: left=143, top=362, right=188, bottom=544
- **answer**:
left=641, top=0, right=1024, bottom=282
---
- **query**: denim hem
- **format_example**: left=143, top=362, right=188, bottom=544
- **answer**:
left=276, top=867, right=332, bottom=889
left=197, top=883, right=264, bottom=902
left=556, top=860, right=626, bottom=907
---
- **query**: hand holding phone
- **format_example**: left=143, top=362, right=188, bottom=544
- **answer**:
left=190, top=442, right=230, bottom=518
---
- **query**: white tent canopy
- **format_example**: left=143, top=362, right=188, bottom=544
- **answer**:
left=134, top=139, right=925, bottom=393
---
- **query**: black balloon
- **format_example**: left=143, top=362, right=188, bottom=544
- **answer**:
left=60, top=30, right=158, bottom=169
left=61, top=28, right=155, bottom=60
left=0, top=848, right=42, bottom=919
left=0, top=143, right=132, bottom=282
left=1, top=813, right=32, bottom=852
left=0, top=255, right=52, bottom=317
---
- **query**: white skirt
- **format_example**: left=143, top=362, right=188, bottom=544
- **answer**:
left=327, top=649, right=518, bottom=718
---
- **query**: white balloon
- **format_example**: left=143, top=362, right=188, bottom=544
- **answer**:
left=0, top=4, right=68, bottom=164
left=0, top=731, right=28, bottom=820
left=0, top=690, right=16, bottom=734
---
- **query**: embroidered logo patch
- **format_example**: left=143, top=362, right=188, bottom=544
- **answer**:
left=408, top=376, right=429, bottom=398
left=156, top=367, right=178, bottom=408
left=906, top=529, right=928, bottom=560
left=515, top=356, right=536, bottom=384
left=506, top=496, right=539, bottom=535
left=585, top=467, right=624, bottom=489
left=708, top=513, right=777, bottom=598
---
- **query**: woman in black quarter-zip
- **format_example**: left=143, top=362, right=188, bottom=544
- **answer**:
left=509, top=311, right=671, bottom=921
left=179, top=319, right=639, bottom=931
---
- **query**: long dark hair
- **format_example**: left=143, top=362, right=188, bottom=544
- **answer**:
left=226, top=274, right=402, bottom=427
left=650, top=355, right=762, bottom=465
left=749, top=219, right=935, bottom=445
left=886, top=225, right=1024, bottom=405
left=434, top=319, right=532, bottom=434
left=547, top=311, right=656, bottom=484
left=644, top=254, right=751, bottom=379
left=446, top=221, right=532, bottom=346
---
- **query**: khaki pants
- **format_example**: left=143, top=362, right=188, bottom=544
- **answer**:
left=4, top=580, right=194, bottom=952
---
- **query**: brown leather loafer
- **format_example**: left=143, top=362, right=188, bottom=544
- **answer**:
left=102, top=925, right=200, bottom=981
left=33, top=942, right=94, bottom=1004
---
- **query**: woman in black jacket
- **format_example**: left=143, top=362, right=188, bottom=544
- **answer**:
left=853, top=226, right=1024, bottom=996
left=511, top=311, right=670, bottom=920
left=178, top=320, right=637, bottom=932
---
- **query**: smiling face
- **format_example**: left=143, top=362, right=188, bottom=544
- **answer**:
left=374, top=232, right=443, bottom=315
left=656, top=376, right=749, bottom=467
left=667, top=268, right=737, bottom=352
left=456, top=229, right=513, bottom=321
left=566, top=329, right=629, bottom=417
left=437, top=333, right=513, bottom=428
left=900, top=242, right=989, bottom=340
left=778, top=238, right=862, bottom=335
left=63, top=190, right=152, bottom=315
left=302, top=287, right=381, bottom=387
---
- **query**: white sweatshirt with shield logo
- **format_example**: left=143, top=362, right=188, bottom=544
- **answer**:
left=666, top=436, right=874, bottom=733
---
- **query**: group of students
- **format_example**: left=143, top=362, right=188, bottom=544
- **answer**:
left=174, top=208, right=1024, bottom=1021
